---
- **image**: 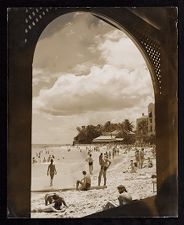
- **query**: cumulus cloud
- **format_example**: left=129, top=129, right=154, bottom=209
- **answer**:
left=33, top=64, right=153, bottom=116
left=98, top=30, right=146, bottom=70
left=32, top=13, right=154, bottom=144
left=33, top=12, right=112, bottom=75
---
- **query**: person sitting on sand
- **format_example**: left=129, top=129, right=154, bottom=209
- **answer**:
left=45, top=193, right=59, bottom=205
left=129, top=160, right=136, bottom=173
left=103, top=185, right=132, bottom=210
left=98, top=156, right=111, bottom=186
left=47, top=159, right=57, bottom=187
left=76, top=171, right=91, bottom=191
left=147, top=157, right=153, bottom=168
left=53, top=194, right=68, bottom=210
left=86, top=154, right=94, bottom=175
left=32, top=194, right=68, bottom=213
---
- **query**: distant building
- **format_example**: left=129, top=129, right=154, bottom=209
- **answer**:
left=148, top=103, right=155, bottom=136
left=92, top=135, right=124, bottom=144
left=136, top=103, right=155, bottom=141
left=136, top=113, right=148, bottom=133
left=92, top=130, right=124, bottom=144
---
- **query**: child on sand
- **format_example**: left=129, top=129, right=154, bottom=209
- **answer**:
left=47, top=159, right=57, bottom=186
left=76, top=171, right=91, bottom=191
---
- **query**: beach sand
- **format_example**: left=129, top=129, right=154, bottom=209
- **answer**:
left=31, top=145, right=157, bottom=218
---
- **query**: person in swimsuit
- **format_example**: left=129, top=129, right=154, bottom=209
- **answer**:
left=139, top=148, right=145, bottom=169
left=135, top=149, right=140, bottom=168
left=86, top=154, right=94, bottom=175
left=45, top=193, right=59, bottom=205
left=52, top=194, right=67, bottom=210
left=76, top=171, right=91, bottom=191
left=47, top=159, right=57, bottom=186
left=103, top=185, right=132, bottom=210
left=32, top=194, right=67, bottom=213
left=98, top=156, right=111, bottom=186
left=129, top=160, right=136, bottom=173
left=99, top=153, right=103, bottom=165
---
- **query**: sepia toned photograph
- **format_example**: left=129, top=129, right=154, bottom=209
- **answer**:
left=7, top=7, right=178, bottom=218
left=31, top=11, right=157, bottom=218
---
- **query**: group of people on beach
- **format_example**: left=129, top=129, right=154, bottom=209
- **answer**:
left=32, top=149, right=57, bottom=164
left=34, top=183, right=133, bottom=213
left=33, top=144, right=155, bottom=214
left=129, top=147, right=154, bottom=173
left=46, top=144, right=155, bottom=188
left=46, top=151, right=112, bottom=189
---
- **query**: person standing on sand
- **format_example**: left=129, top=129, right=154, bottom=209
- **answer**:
left=139, top=148, right=145, bottom=169
left=135, top=149, right=140, bottom=168
left=98, top=156, right=111, bottom=186
left=47, top=159, right=57, bottom=186
left=86, top=154, right=94, bottom=175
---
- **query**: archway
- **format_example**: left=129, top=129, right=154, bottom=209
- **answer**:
left=7, top=7, right=178, bottom=217
left=31, top=11, right=156, bottom=217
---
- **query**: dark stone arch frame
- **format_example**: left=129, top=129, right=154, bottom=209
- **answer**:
left=7, top=7, right=178, bottom=217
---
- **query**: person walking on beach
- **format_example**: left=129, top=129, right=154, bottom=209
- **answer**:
left=76, top=171, right=91, bottom=191
left=47, top=159, right=57, bottom=186
left=98, top=156, right=111, bottom=186
left=86, top=154, right=94, bottom=175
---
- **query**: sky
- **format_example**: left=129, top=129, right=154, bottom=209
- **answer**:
left=32, top=12, right=154, bottom=144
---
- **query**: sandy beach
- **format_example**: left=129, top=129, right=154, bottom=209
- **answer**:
left=31, top=145, right=157, bottom=218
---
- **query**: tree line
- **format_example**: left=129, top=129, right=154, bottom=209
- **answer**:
left=74, top=119, right=135, bottom=144
left=74, top=118, right=156, bottom=145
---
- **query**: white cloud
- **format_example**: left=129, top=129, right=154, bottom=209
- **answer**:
left=32, top=68, right=51, bottom=86
left=32, top=14, right=155, bottom=144
left=98, top=30, right=146, bottom=70
left=33, top=64, right=153, bottom=116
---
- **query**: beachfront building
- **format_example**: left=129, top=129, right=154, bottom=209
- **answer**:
left=136, top=113, right=148, bottom=144
left=136, top=113, right=148, bottom=134
left=92, top=135, right=116, bottom=144
left=136, top=103, right=155, bottom=143
left=148, top=103, right=155, bottom=136
left=92, top=131, right=124, bottom=144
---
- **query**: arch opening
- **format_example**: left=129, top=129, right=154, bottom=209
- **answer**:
left=31, top=11, right=157, bottom=218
